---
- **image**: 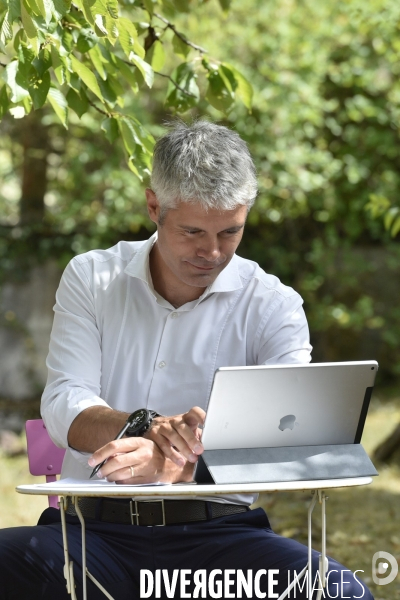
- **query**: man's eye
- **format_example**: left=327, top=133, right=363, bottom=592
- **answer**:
left=185, top=230, right=199, bottom=235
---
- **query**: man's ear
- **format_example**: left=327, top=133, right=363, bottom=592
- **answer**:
left=145, top=189, right=160, bottom=224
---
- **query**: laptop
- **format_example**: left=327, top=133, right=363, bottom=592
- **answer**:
left=194, top=361, right=379, bottom=484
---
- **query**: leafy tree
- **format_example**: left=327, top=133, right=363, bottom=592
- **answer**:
left=2, top=0, right=400, bottom=386
left=0, top=0, right=252, bottom=178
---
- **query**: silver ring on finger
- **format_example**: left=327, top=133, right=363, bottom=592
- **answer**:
left=130, top=465, right=135, bottom=478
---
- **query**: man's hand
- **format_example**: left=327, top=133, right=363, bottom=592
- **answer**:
left=144, top=406, right=206, bottom=467
left=87, top=437, right=194, bottom=484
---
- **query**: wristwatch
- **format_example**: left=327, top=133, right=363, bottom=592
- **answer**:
left=124, top=409, right=159, bottom=437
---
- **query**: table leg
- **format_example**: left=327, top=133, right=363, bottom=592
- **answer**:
left=278, top=489, right=327, bottom=600
left=72, top=497, right=87, bottom=600
left=72, top=496, right=116, bottom=600
left=309, top=490, right=329, bottom=600
left=59, top=496, right=77, bottom=600
left=308, top=491, right=318, bottom=599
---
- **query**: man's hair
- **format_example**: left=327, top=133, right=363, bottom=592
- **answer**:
left=150, top=121, right=257, bottom=220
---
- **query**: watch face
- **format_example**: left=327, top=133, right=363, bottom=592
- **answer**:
left=127, top=409, right=149, bottom=434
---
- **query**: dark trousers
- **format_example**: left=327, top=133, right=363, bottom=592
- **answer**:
left=0, top=507, right=373, bottom=599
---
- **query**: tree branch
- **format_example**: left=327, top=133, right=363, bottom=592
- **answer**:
left=87, top=98, right=111, bottom=117
left=120, top=58, right=196, bottom=98
left=154, top=71, right=196, bottom=97
left=154, top=13, right=207, bottom=54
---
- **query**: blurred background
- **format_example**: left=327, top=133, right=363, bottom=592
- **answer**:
left=1, top=0, right=400, bottom=597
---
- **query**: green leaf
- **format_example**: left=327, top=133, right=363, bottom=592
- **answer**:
left=77, top=28, right=98, bottom=52
left=119, top=117, right=153, bottom=179
left=0, top=85, right=10, bottom=119
left=70, top=55, right=104, bottom=101
left=129, top=52, right=154, bottom=87
left=166, top=62, right=199, bottom=112
left=47, top=86, right=68, bottom=126
left=142, top=0, right=154, bottom=16
left=51, top=45, right=67, bottom=84
left=60, top=28, right=73, bottom=55
left=18, top=44, right=36, bottom=79
left=94, top=14, right=108, bottom=37
left=147, top=39, right=165, bottom=71
left=105, top=0, right=118, bottom=19
left=118, top=18, right=145, bottom=60
left=13, top=28, right=24, bottom=52
left=218, top=64, right=236, bottom=97
left=384, top=206, right=400, bottom=231
left=365, top=194, right=390, bottom=219
left=218, top=0, right=231, bottom=11
left=81, top=0, right=95, bottom=26
left=104, top=14, right=118, bottom=44
left=91, top=0, right=117, bottom=18
left=98, top=76, right=117, bottom=105
left=66, top=87, right=89, bottom=117
left=205, top=68, right=235, bottom=112
left=69, top=72, right=81, bottom=92
left=2, top=61, right=30, bottom=102
left=0, top=12, right=12, bottom=46
left=52, top=0, right=71, bottom=18
left=172, top=33, right=190, bottom=59
left=391, top=216, right=400, bottom=238
left=107, top=73, right=124, bottom=98
left=24, top=0, right=42, bottom=17
left=28, top=69, right=50, bottom=108
left=223, top=62, right=253, bottom=110
left=21, top=1, right=38, bottom=44
left=89, top=44, right=107, bottom=79
left=36, top=0, right=52, bottom=25
left=111, top=55, right=138, bottom=93
left=9, top=0, right=21, bottom=22
left=101, top=117, right=118, bottom=143
left=32, top=48, right=52, bottom=77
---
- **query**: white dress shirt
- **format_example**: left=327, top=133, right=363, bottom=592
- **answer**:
left=41, top=233, right=312, bottom=504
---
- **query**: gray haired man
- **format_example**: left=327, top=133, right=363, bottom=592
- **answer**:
left=0, top=121, right=373, bottom=599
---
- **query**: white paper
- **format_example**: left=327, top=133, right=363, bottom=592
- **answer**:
left=34, top=477, right=167, bottom=488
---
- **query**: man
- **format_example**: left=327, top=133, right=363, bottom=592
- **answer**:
left=0, top=121, right=373, bottom=599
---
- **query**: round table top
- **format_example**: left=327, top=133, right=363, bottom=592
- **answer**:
left=16, top=476, right=373, bottom=498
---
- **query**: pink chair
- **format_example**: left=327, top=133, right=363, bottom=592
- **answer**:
left=25, top=419, right=66, bottom=508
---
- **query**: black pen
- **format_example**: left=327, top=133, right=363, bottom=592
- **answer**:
left=89, top=418, right=134, bottom=479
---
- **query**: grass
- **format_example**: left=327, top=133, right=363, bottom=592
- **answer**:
left=1, top=394, right=400, bottom=599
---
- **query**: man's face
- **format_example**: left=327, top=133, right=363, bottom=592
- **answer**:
left=146, top=190, right=248, bottom=292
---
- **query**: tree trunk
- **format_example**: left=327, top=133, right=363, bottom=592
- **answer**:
left=19, top=111, right=48, bottom=226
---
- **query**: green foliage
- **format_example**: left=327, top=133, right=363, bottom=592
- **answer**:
left=365, top=195, right=400, bottom=238
left=173, top=0, right=400, bottom=377
left=0, top=0, right=253, bottom=178
left=1, top=0, right=400, bottom=380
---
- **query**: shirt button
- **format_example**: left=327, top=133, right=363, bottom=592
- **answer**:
left=158, top=361, right=166, bottom=369
left=170, top=312, right=178, bottom=319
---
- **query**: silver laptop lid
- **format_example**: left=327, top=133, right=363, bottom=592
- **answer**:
left=201, top=361, right=378, bottom=450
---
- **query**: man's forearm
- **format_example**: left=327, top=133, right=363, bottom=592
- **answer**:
left=67, top=406, right=129, bottom=453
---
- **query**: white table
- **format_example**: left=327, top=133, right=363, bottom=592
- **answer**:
left=17, top=477, right=373, bottom=600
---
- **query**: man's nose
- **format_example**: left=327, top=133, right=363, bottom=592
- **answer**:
left=196, top=238, right=221, bottom=261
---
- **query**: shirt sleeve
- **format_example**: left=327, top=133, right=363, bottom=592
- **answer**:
left=256, top=293, right=312, bottom=365
left=41, top=257, right=111, bottom=449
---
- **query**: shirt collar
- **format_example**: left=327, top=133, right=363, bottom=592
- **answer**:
left=124, top=232, right=243, bottom=301
left=124, top=232, right=158, bottom=284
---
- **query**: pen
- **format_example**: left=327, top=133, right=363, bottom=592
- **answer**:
left=89, top=418, right=135, bottom=479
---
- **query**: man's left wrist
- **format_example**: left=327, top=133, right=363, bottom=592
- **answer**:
left=124, top=409, right=160, bottom=437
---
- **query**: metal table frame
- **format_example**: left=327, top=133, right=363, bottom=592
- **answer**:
left=17, top=477, right=372, bottom=600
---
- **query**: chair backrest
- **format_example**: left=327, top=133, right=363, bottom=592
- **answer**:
left=25, top=419, right=66, bottom=508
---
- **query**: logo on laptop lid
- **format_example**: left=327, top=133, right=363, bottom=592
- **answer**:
left=278, top=414, right=298, bottom=431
